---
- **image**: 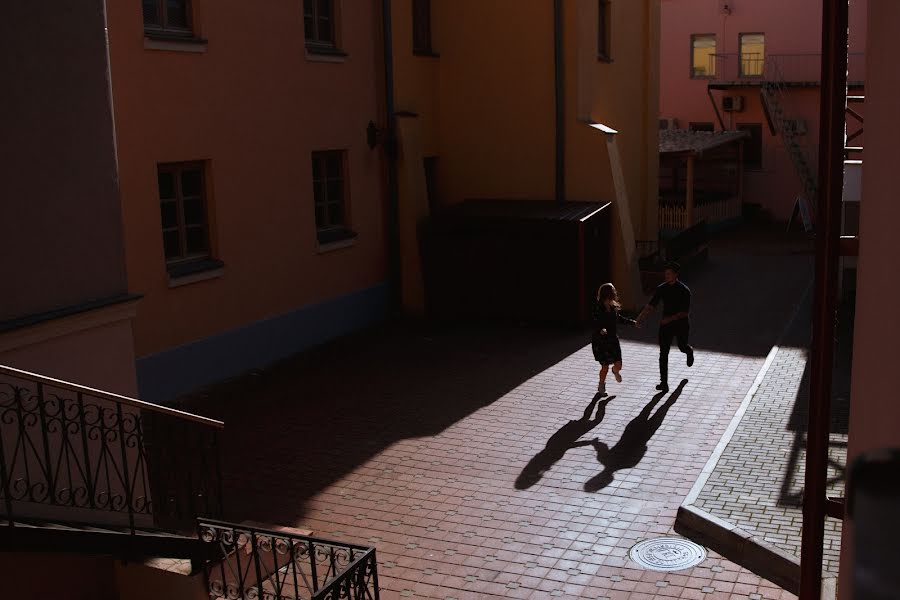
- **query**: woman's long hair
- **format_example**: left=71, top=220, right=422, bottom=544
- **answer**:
left=597, top=283, right=621, bottom=309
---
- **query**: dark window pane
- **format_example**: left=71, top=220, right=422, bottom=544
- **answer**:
left=327, top=180, right=343, bottom=204
left=143, top=0, right=160, bottom=26
left=163, top=230, right=181, bottom=260
left=317, top=0, right=333, bottom=21
left=166, top=0, right=189, bottom=29
left=316, top=0, right=333, bottom=43
left=318, top=18, right=333, bottom=44
left=312, top=156, right=322, bottom=180
left=303, top=0, right=315, bottom=41
left=328, top=203, right=344, bottom=226
left=598, top=0, right=609, bottom=58
left=181, top=168, right=202, bottom=197
left=158, top=171, right=175, bottom=199
left=183, top=197, right=204, bottom=226
left=314, top=180, right=327, bottom=204
left=315, top=205, right=325, bottom=228
left=160, top=201, right=178, bottom=229
left=325, top=155, right=341, bottom=179
left=186, top=226, right=208, bottom=255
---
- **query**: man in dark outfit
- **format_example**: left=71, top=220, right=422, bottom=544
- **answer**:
left=636, top=262, right=694, bottom=392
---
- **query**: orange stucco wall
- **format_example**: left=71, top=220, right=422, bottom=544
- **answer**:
left=107, top=1, right=388, bottom=358
left=391, top=0, right=659, bottom=308
left=838, top=2, right=900, bottom=596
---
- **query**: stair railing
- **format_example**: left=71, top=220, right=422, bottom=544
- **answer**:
left=0, top=364, right=224, bottom=533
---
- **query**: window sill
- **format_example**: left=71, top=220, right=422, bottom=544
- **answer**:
left=305, top=45, right=348, bottom=62
left=316, top=229, right=358, bottom=253
left=144, top=32, right=208, bottom=53
left=167, top=259, right=225, bottom=288
left=413, top=49, right=440, bottom=58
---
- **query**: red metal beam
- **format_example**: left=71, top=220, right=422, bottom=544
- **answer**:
left=800, top=0, right=849, bottom=598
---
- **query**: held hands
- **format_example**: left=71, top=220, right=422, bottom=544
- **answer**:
left=600, top=328, right=608, bottom=336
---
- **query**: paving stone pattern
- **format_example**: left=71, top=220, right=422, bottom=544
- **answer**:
left=182, top=229, right=814, bottom=599
left=693, top=290, right=849, bottom=577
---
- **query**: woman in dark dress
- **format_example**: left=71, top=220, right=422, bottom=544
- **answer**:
left=592, top=283, right=638, bottom=395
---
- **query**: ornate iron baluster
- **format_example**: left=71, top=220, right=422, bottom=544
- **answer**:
left=76, top=393, right=96, bottom=510
left=116, top=403, right=135, bottom=532
left=0, top=399, right=13, bottom=524
left=308, top=539, right=320, bottom=593
left=35, top=383, right=56, bottom=507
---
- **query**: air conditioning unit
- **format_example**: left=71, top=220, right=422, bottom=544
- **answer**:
left=784, top=119, right=808, bottom=135
left=722, top=96, right=745, bottom=112
left=659, top=117, right=679, bottom=130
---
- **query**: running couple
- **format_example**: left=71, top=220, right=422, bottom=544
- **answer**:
left=592, top=261, right=693, bottom=395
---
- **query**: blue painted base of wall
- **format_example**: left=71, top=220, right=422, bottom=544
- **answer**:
left=136, top=283, right=389, bottom=403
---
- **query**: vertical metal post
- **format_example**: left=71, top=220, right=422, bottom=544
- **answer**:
left=686, top=156, right=696, bottom=227
left=381, top=0, right=401, bottom=312
left=800, top=0, right=848, bottom=597
left=554, top=0, right=565, bottom=202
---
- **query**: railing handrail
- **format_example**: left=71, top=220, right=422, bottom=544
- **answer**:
left=312, top=549, right=378, bottom=600
left=0, top=364, right=224, bottom=429
left=197, top=518, right=374, bottom=551
left=710, top=51, right=864, bottom=58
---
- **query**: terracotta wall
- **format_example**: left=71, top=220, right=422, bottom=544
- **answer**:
left=659, top=0, right=867, bottom=221
left=1, top=1, right=128, bottom=321
left=107, top=0, right=388, bottom=358
left=839, top=1, right=900, bottom=596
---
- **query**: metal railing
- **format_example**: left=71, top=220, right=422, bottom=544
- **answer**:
left=198, top=519, right=379, bottom=600
left=0, top=364, right=224, bottom=532
left=708, top=52, right=865, bottom=83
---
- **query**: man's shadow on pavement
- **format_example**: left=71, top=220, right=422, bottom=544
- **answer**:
left=515, top=393, right=614, bottom=490
left=583, top=379, right=688, bottom=493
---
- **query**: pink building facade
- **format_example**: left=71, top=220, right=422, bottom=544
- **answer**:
left=660, top=0, right=867, bottom=222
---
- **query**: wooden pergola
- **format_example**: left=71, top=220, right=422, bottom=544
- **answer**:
left=658, top=129, right=749, bottom=232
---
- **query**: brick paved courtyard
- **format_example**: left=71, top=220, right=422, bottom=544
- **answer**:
left=691, top=281, right=851, bottom=579
left=182, top=228, right=814, bottom=599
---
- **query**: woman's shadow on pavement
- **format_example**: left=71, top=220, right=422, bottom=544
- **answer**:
left=583, top=379, right=689, bottom=493
left=515, top=393, right=614, bottom=490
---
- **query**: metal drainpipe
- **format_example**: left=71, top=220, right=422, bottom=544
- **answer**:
left=381, top=0, right=401, bottom=313
left=554, top=0, right=565, bottom=203
left=799, top=0, right=848, bottom=597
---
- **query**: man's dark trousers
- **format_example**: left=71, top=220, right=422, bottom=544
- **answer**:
left=659, top=319, right=692, bottom=384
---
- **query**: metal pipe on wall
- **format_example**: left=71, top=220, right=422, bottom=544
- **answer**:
left=381, top=0, right=401, bottom=312
left=799, top=0, right=848, bottom=597
left=554, top=0, right=565, bottom=203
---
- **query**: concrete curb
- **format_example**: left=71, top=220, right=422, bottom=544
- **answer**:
left=674, top=283, right=812, bottom=594
left=675, top=504, right=800, bottom=594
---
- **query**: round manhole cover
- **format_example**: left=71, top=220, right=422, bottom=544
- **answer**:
left=629, top=537, right=707, bottom=571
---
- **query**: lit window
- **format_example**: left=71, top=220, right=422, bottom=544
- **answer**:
left=740, top=33, right=765, bottom=77
left=691, top=34, right=716, bottom=78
